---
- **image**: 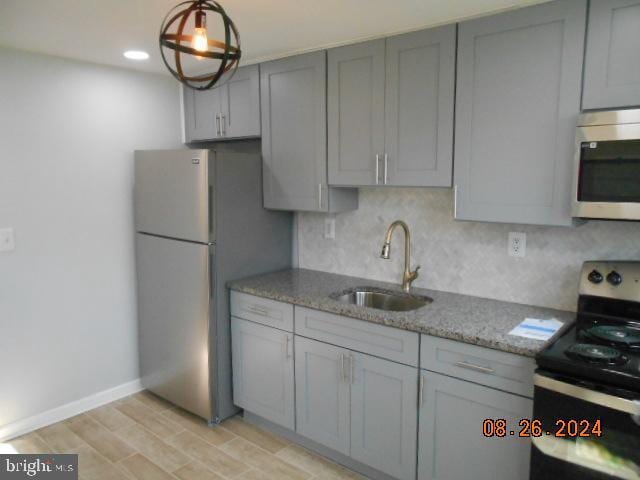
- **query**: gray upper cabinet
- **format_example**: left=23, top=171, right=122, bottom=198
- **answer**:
left=183, top=64, right=260, bottom=142
left=454, top=0, right=586, bottom=226
left=261, top=52, right=358, bottom=212
left=328, top=40, right=385, bottom=186
left=221, top=64, right=261, bottom=138
left=350, top=352, right=417, bottom=480
left=384, top=26, right=455, bottom=187
left=184, top=85, right=222, bottom=142
left=328, top=25, right=456, bottom=187
left=418, top=370, right=532, bottom=480
left=583, top=0, right=640, bottom=110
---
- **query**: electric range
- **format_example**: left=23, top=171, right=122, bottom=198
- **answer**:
left=531, top=261, right=640, bottom=480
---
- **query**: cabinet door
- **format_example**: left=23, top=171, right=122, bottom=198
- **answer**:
left=221, top=64, right=261, bottom=138
left=384, top=25, right=455, bottom=187
left=183, top=86, right=222, bottom=142
left=454, top=0, right=586, bottom=226
left=295, top=336, right=350, bottom=455
left=583, top=0, right=640, bottom=110
left=350, top=352, right=418, bottom=480
left=418, top=370, right=532, bottom=480
left=261, top=52, right=328, bottom=211
left=328, top=40, right=385, bottom=186
left=231, top=318, right=294, bottom=429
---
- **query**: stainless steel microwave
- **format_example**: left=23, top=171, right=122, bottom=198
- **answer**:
left=572, top=109, right=640, bottom=220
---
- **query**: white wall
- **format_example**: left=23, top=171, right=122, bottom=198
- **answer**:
left=298, top=188, right=640, bottom=312
left=0, top=47, right=183, bottom=427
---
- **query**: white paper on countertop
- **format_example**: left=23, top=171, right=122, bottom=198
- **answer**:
left=508, top=318, right=564, bottom=341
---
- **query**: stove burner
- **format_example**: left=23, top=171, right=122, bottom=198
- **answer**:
left=564, top=343, right=628, bottom=365
left=584, top=326, right=640, bottom=349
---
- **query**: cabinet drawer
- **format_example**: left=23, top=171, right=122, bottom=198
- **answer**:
left=420, top=334, right=535, bottom=397
left=295, top=306, right=419, bottom=366
left=230, top=291, right=293, bottom=332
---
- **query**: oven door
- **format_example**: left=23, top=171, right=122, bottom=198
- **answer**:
left=572, top=122, right=640, bottom=220
left=531, top=371, right=640, bottom=480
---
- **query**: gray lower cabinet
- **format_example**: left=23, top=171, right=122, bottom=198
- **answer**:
left=295, top=336, right=418, bottom=480
left=295, top=336, right=350, bottom=454
left=261, top=52, right=358, bottom=212
left=328, top=25, right=455, bottom=187
left=418, top=370, right=532, bottom=480
left=183, top=64, right=260, bottom=142
left=350, top=352, right=417, bottom=480
left=454, top=0, right=586, bottom=226
left=231, top=317, right=294, bottom=429
left=583, top=0, right=640, bottom=110
left=231, top=292, right=538, bottom=480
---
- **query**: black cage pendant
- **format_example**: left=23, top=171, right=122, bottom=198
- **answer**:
left=159, top=0, right=241, bottom=90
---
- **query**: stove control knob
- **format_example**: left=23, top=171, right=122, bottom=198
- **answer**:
left=588, top=270, right=604, bottom=284
left=606, top=271, right=623, bottom=286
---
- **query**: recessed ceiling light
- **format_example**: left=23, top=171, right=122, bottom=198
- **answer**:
left=124, top=50, right=149, bottom=60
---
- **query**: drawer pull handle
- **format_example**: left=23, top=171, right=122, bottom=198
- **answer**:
left=418, top=374, right=425, bottom=407
left=340, top=353, right=346, bottom=382
left=455, top=361, right=495, bottom=374
left=248, top=305, right=269, bottom=316
left=350, top=353, right=354, bottom=384
left=285, top=335, right=291, bottom=359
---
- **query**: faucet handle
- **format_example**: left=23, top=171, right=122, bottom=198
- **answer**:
left=409, top=265, right=420, bottom=281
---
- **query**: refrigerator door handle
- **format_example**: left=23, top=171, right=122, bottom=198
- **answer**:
left=208, top=186, right=214, bottom=235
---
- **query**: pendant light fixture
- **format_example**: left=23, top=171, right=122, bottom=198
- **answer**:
left=159, top=0, right=241, bottom=90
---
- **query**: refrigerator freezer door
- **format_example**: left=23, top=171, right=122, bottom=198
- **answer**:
left=135, top=150, right=212, bottom=243
left=136, top=233, right=214, bottom=420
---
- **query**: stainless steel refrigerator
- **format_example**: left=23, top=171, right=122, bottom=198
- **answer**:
left=134, top=147, right=291, bottom=423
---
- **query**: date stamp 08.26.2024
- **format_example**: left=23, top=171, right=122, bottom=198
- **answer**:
left=482, top=418, right=603, bottom=438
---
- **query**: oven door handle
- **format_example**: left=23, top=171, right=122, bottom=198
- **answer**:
left=534, top=373, right=640, bottom=416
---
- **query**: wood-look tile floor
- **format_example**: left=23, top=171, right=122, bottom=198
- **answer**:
left=4, top=391, right=364, bottom=480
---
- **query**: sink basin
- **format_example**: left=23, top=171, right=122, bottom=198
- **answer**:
left=331, top=287, right=432, bottom=312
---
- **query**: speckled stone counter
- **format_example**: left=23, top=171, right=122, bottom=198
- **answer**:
left=228, top=268, right=575, bottom=357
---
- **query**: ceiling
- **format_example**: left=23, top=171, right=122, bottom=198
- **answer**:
left=0, top=0, right=550, bottom=75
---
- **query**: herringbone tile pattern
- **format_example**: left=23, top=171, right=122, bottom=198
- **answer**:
left=298, top=187, right=640, bottom=311
left=3, top=392, right=363, bottom=480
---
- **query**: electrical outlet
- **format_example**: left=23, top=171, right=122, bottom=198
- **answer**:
left=508, top=232, right=526, bottom=258
left=324, top=218, right=335, bottom=239
left=0, top=228, right=15, bottom=252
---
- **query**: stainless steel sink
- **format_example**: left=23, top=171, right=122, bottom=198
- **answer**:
left=331, top=287, right=432, bottom=312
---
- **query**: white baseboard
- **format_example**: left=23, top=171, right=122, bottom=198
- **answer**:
left=0, top=378, right=144, bottom=442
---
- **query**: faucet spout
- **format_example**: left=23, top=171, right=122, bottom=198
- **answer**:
left=380, top=220, right=420, bottom=292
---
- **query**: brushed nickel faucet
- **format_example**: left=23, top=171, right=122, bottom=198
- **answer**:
left=380, top=220, right=420, bottom=293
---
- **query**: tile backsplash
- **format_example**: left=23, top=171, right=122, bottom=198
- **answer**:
left=297, top=188, right=640, bottom=312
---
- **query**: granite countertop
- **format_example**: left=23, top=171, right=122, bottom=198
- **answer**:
left=227, top=268, right=575, bottom=357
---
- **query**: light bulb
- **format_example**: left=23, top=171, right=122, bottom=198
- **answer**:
left=192, top=27, right=208, bottom=52
left=192, top=10, right=208, bottom=53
